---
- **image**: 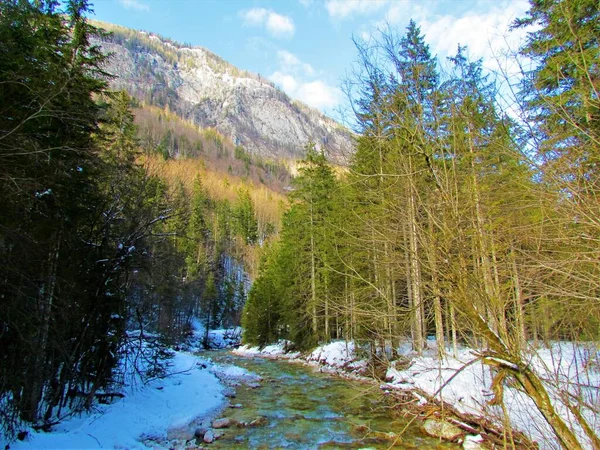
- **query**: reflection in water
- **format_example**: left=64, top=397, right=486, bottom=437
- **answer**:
left=204, top=352, right=457, bottom=449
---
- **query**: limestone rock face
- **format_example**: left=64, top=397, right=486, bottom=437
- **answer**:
left=93, top=23, right=353, bottom=162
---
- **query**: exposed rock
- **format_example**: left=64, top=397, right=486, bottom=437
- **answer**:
left=203, top=430, right=214, bottom=443
left=166, top=427, right=195, bottom=441
left=422, top=418, right=464, bottom=441
left=223, top=388, right=236, bottom=398
left=194, top=426, right=207, bottom=438
left=248, top=416, right=268, bottom=427
left=92, top=23, right=353, bottom=162
left=212, top=418, right=230, bottom=429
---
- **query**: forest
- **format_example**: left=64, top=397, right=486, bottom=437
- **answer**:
left=0, top=0, right=598, bottom=448
left=242, top=2, right=599, bottom=449
left=0, top=0, right=271, bottom=438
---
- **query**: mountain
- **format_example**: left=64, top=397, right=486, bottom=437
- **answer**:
left=93, top=22, right=353, bottom=162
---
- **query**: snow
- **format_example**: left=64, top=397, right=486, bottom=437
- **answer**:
left=209, top=363, right=262, bottom=386
left=8, top=352, right=224, bottom=450
left=385, top=342, right=600, bottom=450
left=206, top=328, right=242, bottom=349
left=307, top=341, right=356, bottom=367
left=234, top=340, right=301, bottom=359
left=235, top=339, right=599, bottom=449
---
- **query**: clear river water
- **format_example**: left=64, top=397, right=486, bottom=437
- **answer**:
left=203, top=351, right=458, bottom=449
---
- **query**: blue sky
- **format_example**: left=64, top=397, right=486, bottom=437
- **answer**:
left=89, top=0, right=531, bottom=120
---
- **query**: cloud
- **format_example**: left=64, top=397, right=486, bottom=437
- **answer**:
left=240, top=8, right=295, bottom=38
left=270, top=71, right=299, bottom=93
left=118, top=0, right=149, bottom=12
left=377, top=0, right=529, bottom=73
left=325, top=0, right=389, bottom=20
left=277, top=50, right=315, bottom=76
left=418, top=0, right=530, bottom=75
left=296, top=80, right=342, bottom=110
left=269, top=52, right=341, bottom=112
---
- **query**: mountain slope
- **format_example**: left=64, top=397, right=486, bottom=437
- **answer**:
left=94, top=22, right=352, bottom=161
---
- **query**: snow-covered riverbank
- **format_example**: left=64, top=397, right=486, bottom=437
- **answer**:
left=6, top=352, right=224, bottom=449
left=235, top=340, right=600, bottom=449
left=3, top=325, right=246, bottom=450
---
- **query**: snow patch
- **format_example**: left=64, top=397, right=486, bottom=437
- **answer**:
left=9, top=352, right=225, bottom=450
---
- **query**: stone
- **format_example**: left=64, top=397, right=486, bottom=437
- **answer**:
left=166, top=427, right=194, bottom=441
left=248, top=416, right=268, bottom=427
left=194, top=427, right=207, bottom=438
left=422, top=419, right=463, bottom=441
left=203, top=430, right=214, bottom=444
left=223, top=389, right=236, bottom=398
left=212, top=418, right=230, bottom=429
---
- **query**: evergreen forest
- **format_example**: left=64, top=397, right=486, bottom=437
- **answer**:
left=242, top=3, right=599, bottom=448
left=0, top=0, right=598, bottom=449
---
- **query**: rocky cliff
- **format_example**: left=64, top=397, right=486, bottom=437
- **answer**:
left=94, top=22, right=352, bottom=161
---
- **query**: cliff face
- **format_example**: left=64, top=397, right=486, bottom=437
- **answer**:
left=95, top=22, right=352, bottom=161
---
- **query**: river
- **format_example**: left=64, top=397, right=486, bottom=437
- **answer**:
left=204, top=351, right=458, bottom=449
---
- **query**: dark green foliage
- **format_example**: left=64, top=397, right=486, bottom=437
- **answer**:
left=235, top=189, right=258, bottom=245
left=242, top=143, right=339, bottom=349
left=242, top=243, right=283, bottom=347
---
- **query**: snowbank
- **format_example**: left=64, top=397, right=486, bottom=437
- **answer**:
left=234, top=340, right=301, bottom=359
left=206, top=328, right=242, bottom=349
left=210, top=363, right=262, bottom=386
left=386, top=343, right=600, bottom=449
left=235, top=339, right=599, bottom=449
left=307, top=341, right=356, bottom=367
left=8, top=352, right=224, bottom=450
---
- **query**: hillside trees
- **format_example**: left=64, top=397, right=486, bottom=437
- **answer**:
left=244, top=2, right=599, bottom=446
left=242, top=144, right=340, bottom=348
left=0, top=0, right=175, bottom=434
left=0, top=1, right=255, bottom=438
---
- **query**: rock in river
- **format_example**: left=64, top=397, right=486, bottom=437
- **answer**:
left=422, top=418, right=463, bottom=441
left=203, top=429, right=214, bottom=443
left=212, top=418, right=231, bottom=429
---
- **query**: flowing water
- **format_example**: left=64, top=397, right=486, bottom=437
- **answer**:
left=203, top=351, right=458, bottom=449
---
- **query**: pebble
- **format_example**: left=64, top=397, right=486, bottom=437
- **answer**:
left=203, top=430, right=214, bottom=443
left=212, top=418, right=230, bottom=429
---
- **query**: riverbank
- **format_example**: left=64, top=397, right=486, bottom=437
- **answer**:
left=6, top=351, right=225, bottom=449
left=235, top=340, right=599, bottom=449
left=4, top=326, right=246, bottom=450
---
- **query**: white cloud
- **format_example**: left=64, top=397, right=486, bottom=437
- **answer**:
left=325, top=0, right=389, bottom=20
left=376, top=0, right=529, bottom=74
left=418, top=0, right=530, bottom=74
left=240, top=8, right=295, bottom=38
left=296, top=80, right=342, bottom=110
left=118, top=0, right=149, bottom=12
left=277, top=50, right=315, bottom=76
left=269, top=52, right=341, bottom=112
left=266, top=12, right=295, bottom=37
left=270, top=71, right=299, bottom=93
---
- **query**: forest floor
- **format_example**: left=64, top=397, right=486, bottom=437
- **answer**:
left=235, top=339, right=600, bottom=449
